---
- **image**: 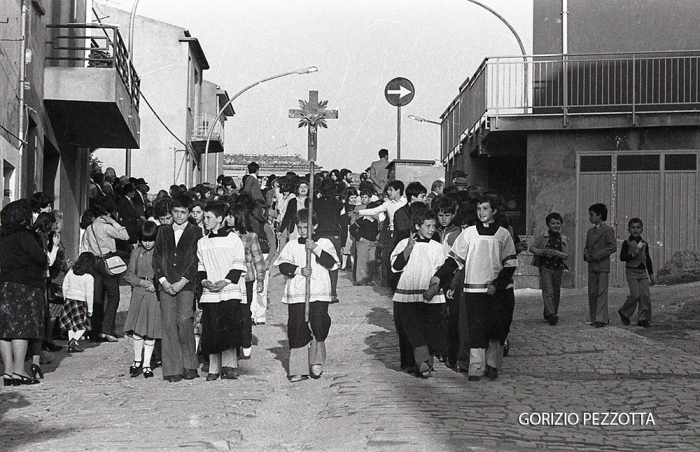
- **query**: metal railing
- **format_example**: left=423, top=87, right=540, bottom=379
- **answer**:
left=46, top=24, right=140, bottom=111
left=192, top=113, right=224, bottom=144
left=442, top=51, right=700, bottom=159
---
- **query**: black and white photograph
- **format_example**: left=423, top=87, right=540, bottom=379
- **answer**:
left=1, top=0, right=699, bottom=450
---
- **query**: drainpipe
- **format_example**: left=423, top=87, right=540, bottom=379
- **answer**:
left=17, top=0, right=28, bottom=198
left=561, top=0, right=569, bottom=127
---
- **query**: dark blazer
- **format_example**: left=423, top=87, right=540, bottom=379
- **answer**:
left=132, top=190, right=148, bottom=219
left=153, top=222, right=203, bottom=290
left=116, top=196, right=138, bottom=243
left=0, top=229, right=48, bottom=289
left=584, top=223, right=617, bottom=273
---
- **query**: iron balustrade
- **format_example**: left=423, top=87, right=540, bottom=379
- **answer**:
left=442, top=51, right=700, bottom=160
left=45, top=24, right=140, bottom=111
left=192, top=113, right=224, bottom=144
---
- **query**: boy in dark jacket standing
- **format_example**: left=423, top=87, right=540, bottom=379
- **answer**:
left=584, top=203, right=617, bottom=328
left=153, top=195, right=203, bottom=381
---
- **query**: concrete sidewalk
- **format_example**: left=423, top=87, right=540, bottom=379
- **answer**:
left=1, top=270, right=699, bottom=451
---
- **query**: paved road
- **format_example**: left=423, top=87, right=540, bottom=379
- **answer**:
left=2, top=270, right=700, bottom=451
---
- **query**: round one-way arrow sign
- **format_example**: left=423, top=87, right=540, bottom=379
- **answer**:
left=384, top=77, right=415, bottom=107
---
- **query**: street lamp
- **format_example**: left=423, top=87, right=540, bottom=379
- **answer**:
left=408, top=114, right=441, bottom=125
left=203, top=66, right=318, bottom=183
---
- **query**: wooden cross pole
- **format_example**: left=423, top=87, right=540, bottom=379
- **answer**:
left=289, top=90, right=338, bottom=162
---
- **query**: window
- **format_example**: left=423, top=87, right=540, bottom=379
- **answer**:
left=665, top=154, right=697, bottom=171
left=617, top=154, right=660, bottom=172
left=580, top=155, right=611, bottom=172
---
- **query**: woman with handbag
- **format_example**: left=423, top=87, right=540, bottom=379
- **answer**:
left=0, top=199, right=46, bottom=386
left=81, top=198, right=130, bottom=342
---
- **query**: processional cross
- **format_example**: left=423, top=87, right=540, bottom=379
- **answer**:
left=289, top=90, right=338, bottom=162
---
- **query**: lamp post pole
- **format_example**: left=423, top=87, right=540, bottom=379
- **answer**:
left=202, top=66, right=318, bottom=184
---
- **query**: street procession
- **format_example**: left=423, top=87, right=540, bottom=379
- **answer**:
left=1, top=1, right=700, bottom=450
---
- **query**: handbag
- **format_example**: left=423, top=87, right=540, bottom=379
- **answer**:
left=90, top=224, right=127, bottom=276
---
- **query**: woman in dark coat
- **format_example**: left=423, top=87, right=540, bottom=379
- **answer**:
left=0, top=199, right=46, bottom=385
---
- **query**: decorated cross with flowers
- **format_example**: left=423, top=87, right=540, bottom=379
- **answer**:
left=289, top=90, right=338, bottom=162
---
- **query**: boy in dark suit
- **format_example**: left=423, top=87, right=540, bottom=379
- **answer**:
left=584, top=203, right=617, bottom=327
left=153, top=194, right=203, bottom=381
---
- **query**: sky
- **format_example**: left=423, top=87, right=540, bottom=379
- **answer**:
left=102, top=0, right=533, bottom=173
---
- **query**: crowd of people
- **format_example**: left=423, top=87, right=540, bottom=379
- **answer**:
left=0, top=149, right=654, bottom=386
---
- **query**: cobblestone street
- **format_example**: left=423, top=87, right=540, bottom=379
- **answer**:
left=2, top=270, right=700, bottom=451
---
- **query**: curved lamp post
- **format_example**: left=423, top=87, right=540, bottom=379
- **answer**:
left=408, top=114, right=441, bottom=125
left=203, top=66, right=318, bottom=183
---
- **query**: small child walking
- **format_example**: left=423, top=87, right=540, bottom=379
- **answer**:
left=275, top=209, right=339, bottom=382
left=618, top=217, right=655, bottom=327
left=122, top=221, right=162, bottom=378
left=584, top=203, right=617, bottom=327
left=59, top=252, right=97, bottom=353
left=529, top=212, right=569, bottom=326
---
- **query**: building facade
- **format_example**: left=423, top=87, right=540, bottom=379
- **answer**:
left=93, top=2, right=233, bottom=191
left=441, top=0, right=700, bottom=287
left=1, top=0, right=140, bottom=258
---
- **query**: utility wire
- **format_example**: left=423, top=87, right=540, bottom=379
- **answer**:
left=0, top=122, right=27, bottom=146
left=139, top=90, right=188, bottom=148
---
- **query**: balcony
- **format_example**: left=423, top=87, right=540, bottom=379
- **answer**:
left=442, top=51, right=700, bottom=159
left=43, top=24, right=140, bottom=149
left=191, top=113, right=224, bottom=155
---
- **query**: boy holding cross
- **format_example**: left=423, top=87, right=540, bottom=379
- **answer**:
left=274, top=209, right=339, bottom=382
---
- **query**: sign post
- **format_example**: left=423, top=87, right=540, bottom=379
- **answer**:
left=384, top=77, right=415, bottom=159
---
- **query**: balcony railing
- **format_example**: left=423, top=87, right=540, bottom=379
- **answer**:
left=192, top=113, right=224, bottom=143
left=442, top=51, right=700, bottom=159
left=46, top=24, right=140, bottom=111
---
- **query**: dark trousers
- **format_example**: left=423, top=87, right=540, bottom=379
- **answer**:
left=394, top=302, right=444, bottom=368
left=160, top=289, right=198, bottom=378
left=287, top=302, right=331, bottom=349
left=243, top=281, right=254, bottom=348
left=446, top=296, right=460, bottom=365
left=91, top=262, right=121, bottom=337
left=465, top=289, right=515, bottom=349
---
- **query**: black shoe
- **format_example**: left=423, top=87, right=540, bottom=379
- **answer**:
left=221, top=367, right=239, bottom=379
left=485, top=365, right=499, bottom=381
left=42, top=341, right=63, bottom=352
left=467, top=375, right=481, bottom=381
left=548, top=314, right=559, bottom=325
left=3, top=374, right=13, bottom=387
left=183, top=368, right=199, bottom=380
left=503, top=339, right=510, bottom=357
left=100, top=334, right=118, bottom=343
left=618, top=310, right=630, bottom=326
left=206, top=373, right=220, bottom=382
left=638, top=320, right=652, bottom=328
left=129, top=361, right=142, bottom=378
left=164, top=375, right=183, bottom=382
left=12, top=373, right=40, bottom=385
left=595, top=321, right=606, bottom=328
left=30, top=364, right=44, bottom=380
left=142, top=367, right=154, bottom=378
left=68, top=339, right=84, bottom=353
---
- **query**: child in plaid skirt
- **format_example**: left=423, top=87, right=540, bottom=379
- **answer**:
left=59, top=252, right=97, bottom=353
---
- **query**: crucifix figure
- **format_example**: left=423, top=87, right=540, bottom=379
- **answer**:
left=289, top=90, right=338, bottom=162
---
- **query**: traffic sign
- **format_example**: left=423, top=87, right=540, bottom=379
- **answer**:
left=384, top=77, right=415, bottom=107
